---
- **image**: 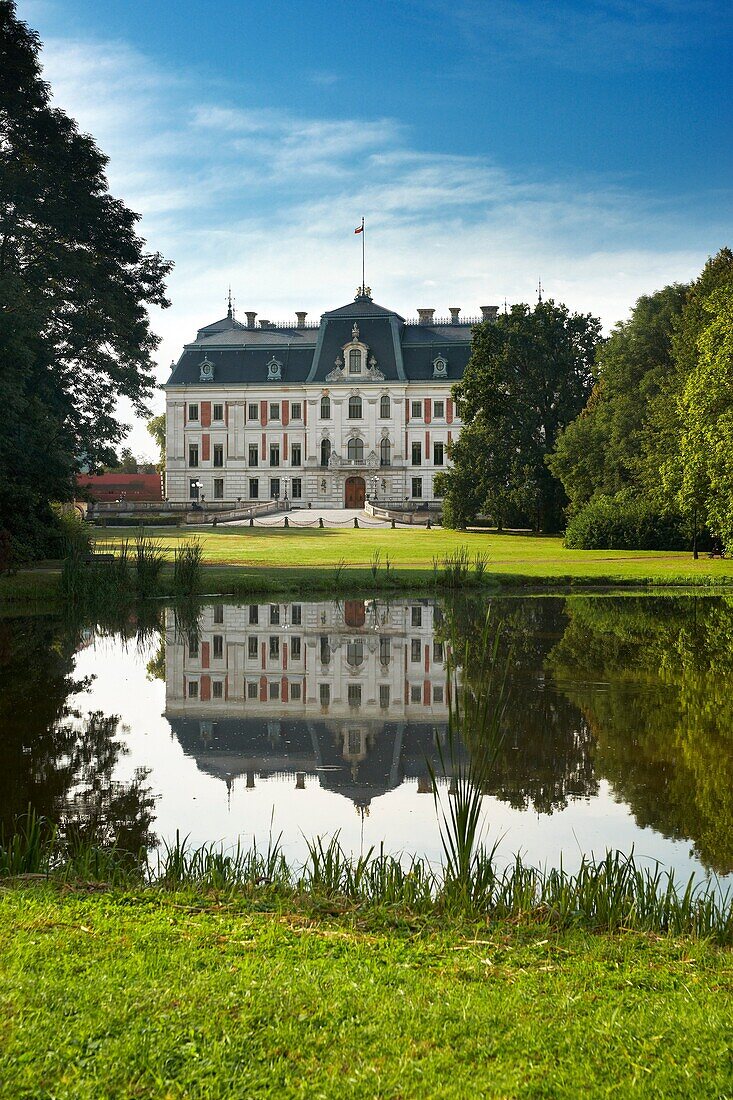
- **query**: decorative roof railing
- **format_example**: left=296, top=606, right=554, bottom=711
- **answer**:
left=238, top=316, right=482, bottom=331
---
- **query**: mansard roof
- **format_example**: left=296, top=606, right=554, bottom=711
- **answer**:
left=166, top=290, right=476, bottom=387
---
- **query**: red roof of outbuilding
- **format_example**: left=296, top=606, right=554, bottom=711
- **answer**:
left=76, top=473, right=163, bottom=502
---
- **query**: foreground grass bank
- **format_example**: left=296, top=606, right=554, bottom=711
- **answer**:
left=5, top=527, right=733, bottom=603
left=2, top=887, right=732, bottom=1099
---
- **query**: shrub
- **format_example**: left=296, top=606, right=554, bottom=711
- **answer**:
left=564, top=495, right=693, bottom=551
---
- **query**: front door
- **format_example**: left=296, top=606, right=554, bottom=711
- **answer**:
left=345, top=476, right=366, bottom=509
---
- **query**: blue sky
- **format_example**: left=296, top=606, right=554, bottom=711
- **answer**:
left=17, top=0, right=733, bottom=454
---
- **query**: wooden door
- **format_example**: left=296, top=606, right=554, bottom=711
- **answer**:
left=345, top=477, right=365, bottom=508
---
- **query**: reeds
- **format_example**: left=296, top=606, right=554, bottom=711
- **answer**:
left=173, top=538, right=203, bottom=596
left=2, top=817, right=731, bottom=941
left=134, top=534, right=166, bottom=596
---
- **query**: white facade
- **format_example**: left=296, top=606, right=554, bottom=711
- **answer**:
left=164, top=290, right=485, bottom=508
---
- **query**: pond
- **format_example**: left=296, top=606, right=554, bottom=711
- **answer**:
left=2, top=593, right=732, bottom=884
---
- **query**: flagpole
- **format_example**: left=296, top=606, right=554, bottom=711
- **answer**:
left=361, top=217, right=365, bottom=293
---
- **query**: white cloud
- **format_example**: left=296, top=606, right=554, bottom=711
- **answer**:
left=31, top=26, right=719, bottom=454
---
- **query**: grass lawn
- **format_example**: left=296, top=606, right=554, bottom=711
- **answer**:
left=1, top=887, right=732, bottom=1098
left=5, top=527, right=733, bottom=603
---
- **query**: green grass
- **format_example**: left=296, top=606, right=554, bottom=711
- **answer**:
left=4, top=527, right=733, bottom=604
left=1, top=886, right=732, bottom=1099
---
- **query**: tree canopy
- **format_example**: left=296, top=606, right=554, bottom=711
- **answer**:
left=437, top=300, right=601, bottom=531
left=0, top=1, right=171, bottom=559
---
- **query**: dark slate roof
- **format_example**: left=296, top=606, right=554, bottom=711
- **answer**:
left=166, top=293, right=474, bottom=387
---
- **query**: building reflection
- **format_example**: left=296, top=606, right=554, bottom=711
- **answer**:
left=165, top=598, right=456, bottom=808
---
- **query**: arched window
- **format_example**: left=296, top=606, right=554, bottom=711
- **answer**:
left=349, top=348, right=362, bottom=374
left=320, top=438, right=331, bottom=467
left=320, top=395, right=331, bottom=419
left=380, top=437, right=391, bottom=467
left=380, top=394, right=390, bottom=418
left=346, top=639, right=364, bottom=667
left=347, top=437, right=364, bottom=463
left=348, top=395, right=362, bottom=419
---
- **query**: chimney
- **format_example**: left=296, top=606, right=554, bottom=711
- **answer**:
left=245, top=311, right=257, bottom=329
left=259, top=318, right=271, bottom=328
left=449, top=307, right=461, bottom=324
left=296, top=311, right=307, bottom=326
left=481, top=305, right=500, bottom=321
left=417, top=308, right=435, bottom=325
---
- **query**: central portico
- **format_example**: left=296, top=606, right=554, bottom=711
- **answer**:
left=165, top=287, right=497, bottom=508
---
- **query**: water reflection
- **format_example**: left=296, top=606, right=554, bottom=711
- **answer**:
left=2, top=594, right=733, bottom=877
left=165, top=598, right=455, bottom=810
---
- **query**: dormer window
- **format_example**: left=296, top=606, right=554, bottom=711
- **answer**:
left=349, top=348, right=362, bottom=374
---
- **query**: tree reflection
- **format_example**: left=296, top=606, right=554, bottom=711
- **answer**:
left=440, top=596, right=597, bottom=813
left=547, top=596, right=733, bottom=874
left=0, top=615, right=156, bottom=854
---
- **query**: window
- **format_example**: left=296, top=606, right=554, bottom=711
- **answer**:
left=270, top=478, right=280, bottom=499
left=270, top=605, right=280, bottom=625
left=247, top=681, right=258, bottom=700
left=411, top=638, right=422, bottom=662
left=248, top=444, right=259, bottom=467
left=249, top=604, right=259, bottom=624
left=412, top=477, right=423, bottom=498
left=349, top=348, right=362, bottom=374
left=433, top=441, right=444, bottom=466
left=411, top=401, right=422, bottom=419
left=320, top=395, right=331, bottom=419
left=290, top=681, right=301, bottom=701
left=434, top=400, right=445, bottom=419
left=188, top=403, right=199, bottom=421
left=269, top=636, right=280, bottom=659
left=348, top=395, right=362, bottom=419
left=411, top=442, right=422, bottom=466
left=379, top=685, right=390, bottom=709
left=433, top=641, right=444, bottom=662
left=291, top=401, right=302, bottom=420
left=213, top=680, right=223, bottom=699
left=270, top=444, right=280, bottom=467
left=411, top=606, right=422, bottom=627
left=433, top=685, right=444, bottom=703
left=213, top=403, right=224, bottom=421
left=348, top=684, right=362, bottom=708
left=320, top=438, right=331, bottom=467
left=249, top=478, right=259, bottom=499
left=291, top=636, right=301, bottom=660
left=290, top=443, right=301, bottom=466
left=291, top=477, right=302, bottom=499
left=379, top=636, right=391, bottom=663
left=189, top=479, right=200, bottom=500
left=320, top=636, right=330, bottom=664
left=188, top=443, right=199, bottom=467
left=291, top=605, right=302, bottom=625
left=269, top=402, right=280, bottom=421
left=319, top=683, right=330, bottom=707
left=213, top=635, right=223, bottom=659
left=380, top=394, right=390, bottom=418
left=188, top=635, right=199, bottom=658
left=269, top=681, right=280, bottom=700
left=213, top=478, right=224, bottom=499
left=248, top=403, right=258, bottom=421
left=247, top=636, right=258, bottom=659
left=213, top=443, right=224, bottom=467
left=411, top=685, right=422, bottom=704
left=380, top=438, right=391, bottom=467
left=347, top=437, right=364, bottom=463
left=347, top=639, right=364, bottom=667
left=188, top=680, right=199, bottom=698
left=213, top=604, right=224, bottom=624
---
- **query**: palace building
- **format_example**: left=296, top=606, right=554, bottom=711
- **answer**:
left=164, top=287, right=498, bottom=508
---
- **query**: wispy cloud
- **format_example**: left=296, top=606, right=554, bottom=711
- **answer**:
left=446, top=0, right=732, bottom=71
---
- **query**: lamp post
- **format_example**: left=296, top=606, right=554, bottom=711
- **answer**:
left=283, top=476, right=289, bottom=508
left=372, top=475, right=378, bottom=503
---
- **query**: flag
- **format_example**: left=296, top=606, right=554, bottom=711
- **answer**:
left=354, top=222, right=364, bottom=234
